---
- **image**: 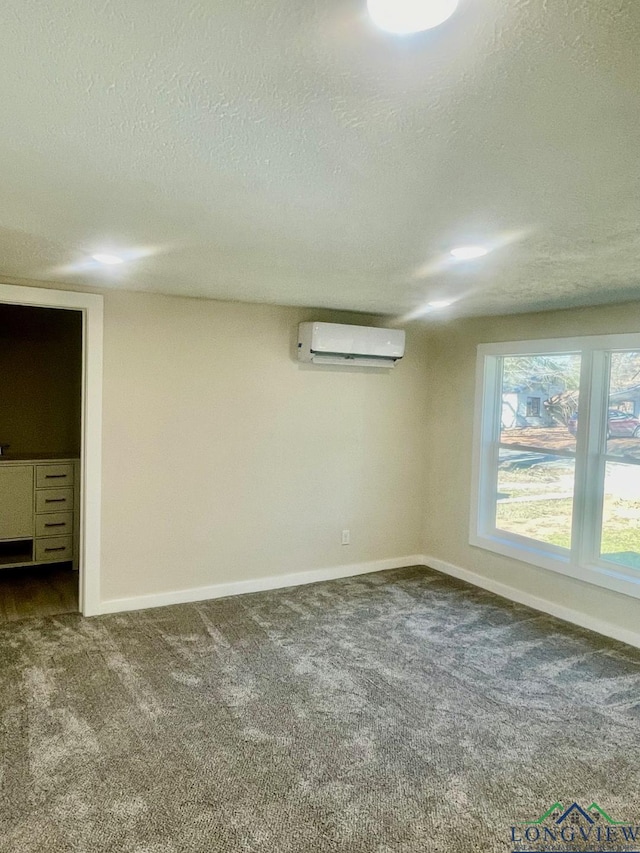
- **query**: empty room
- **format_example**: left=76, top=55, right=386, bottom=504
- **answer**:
left=0, top=1, right=639, bottom=851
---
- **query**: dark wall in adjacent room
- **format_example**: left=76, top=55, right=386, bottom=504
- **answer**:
left=0, top=304, right=82, bottom=457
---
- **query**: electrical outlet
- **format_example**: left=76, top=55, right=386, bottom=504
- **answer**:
left=341, top=529, right=350, bottom=545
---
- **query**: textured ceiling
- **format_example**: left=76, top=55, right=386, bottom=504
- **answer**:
left=1, top=0, right=639, bottom=318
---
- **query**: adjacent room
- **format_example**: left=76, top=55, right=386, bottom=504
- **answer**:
left=0, top=0, right=639, bottom=851
left=0, top=304, right=82, bottom=619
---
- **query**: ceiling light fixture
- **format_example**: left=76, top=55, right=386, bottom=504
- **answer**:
left=367, top=0, right=459, bottom=34
left=428, top=300, right=453, bottom=309
left=450, top=246, right=489, bottom=260
left=92, top=253, right=125, bottom=265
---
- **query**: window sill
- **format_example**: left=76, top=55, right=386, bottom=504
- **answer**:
left=470, top=531, right=640, bottom=602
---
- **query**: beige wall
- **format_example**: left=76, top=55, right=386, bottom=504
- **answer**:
left=100, top=292, right=429, bottom=601
left=3, top=278, right=639, bottom=637
left=0, top=304, right=82, bottom=457
left=423, top=301, right=640, bottom=636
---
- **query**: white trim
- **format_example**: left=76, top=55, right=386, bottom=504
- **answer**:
left=421, top=554, right=640, bottom=651
left=98, top=554, right=425, bottom=615
left=0, top=283, right=103, bottom=616
left=470, top=532, right=640, bottom=600
left=477, top=333, right=640, bottom=357
left=91, top=547, right=640, bottom=650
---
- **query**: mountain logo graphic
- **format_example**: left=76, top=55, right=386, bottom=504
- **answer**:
left=522, top=801, right=629, bottom=826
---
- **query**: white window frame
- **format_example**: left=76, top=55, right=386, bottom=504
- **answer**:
left=470, top=333, right=640, bottom=600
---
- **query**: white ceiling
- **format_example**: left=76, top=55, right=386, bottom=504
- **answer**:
left=1, top=0, right=639, bottom=318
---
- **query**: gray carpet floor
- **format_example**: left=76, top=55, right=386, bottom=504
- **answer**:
left=1, top=565, right=639, bottom=852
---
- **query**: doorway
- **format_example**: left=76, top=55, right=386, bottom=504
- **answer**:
left=0, top=304, right=82, bottom=618
left=0, top=283, right=103, bottom=616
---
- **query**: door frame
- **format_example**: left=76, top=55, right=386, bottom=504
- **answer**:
left=0, top=282, right=103, bottom=616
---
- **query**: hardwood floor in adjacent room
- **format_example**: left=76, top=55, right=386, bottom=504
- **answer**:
left=0, top=564, right=78, bottom=622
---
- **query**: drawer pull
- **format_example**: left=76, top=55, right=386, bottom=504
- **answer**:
left=45, top=546, right=67, bottom=553
left=45, top=522, right=66, bottom=528
left=45, top=497, right=67, bottom=503
left=45, top=474, right=68, bottom=479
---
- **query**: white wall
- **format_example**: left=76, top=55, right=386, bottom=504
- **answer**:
left=100, top=292, right=428, bottom=602
left=423, top=301, right=640, bottom=641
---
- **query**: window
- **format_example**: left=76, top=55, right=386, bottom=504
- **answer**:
left=526, top=397, right=541, bottom=418
left=471, top=334, right=640, bottom=599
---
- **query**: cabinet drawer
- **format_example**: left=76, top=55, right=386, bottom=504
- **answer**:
left=36, top=464, right=74, bottom=489
left=35, top=511, right=73, bottom=538
left=36, top=488, right=74, bottom=513
left=35, top=535, right=73, bottom=563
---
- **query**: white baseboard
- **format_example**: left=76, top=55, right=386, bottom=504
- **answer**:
left=98, top=554, right=424, bottom=616
left=97, top=552, right=640, bottom=650
left=421, top=554, right=640, bottom=651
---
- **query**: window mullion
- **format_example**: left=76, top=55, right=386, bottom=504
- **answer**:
left=570, top=349, right=592, bottom=566
left=578, top=351, right=609, bottom=567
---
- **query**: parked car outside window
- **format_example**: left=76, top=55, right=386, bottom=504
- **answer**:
left=568, top=409, right=640, bottom=438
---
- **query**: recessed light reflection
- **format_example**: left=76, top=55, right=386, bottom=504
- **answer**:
left=398, top=227, right=533, bottom=325
left=450, top=246, right=489, bottom=260
left=50, top=244, right=161, bottom=278
left=92, top=253, right=125, bottom=265
left=397, top=298, right=458, bottom=323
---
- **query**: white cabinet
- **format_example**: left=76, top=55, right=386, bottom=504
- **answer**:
left=0, top=466, right=33, bottom=540
left=0, top=458, right=79, bottom=569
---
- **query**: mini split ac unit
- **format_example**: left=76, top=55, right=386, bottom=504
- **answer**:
left=297, top=322, right=405, bottom=368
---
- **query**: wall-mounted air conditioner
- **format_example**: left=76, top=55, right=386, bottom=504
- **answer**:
left=297, top=322, right=405, bottom=368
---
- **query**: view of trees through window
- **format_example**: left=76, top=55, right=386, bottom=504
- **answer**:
left=497, top=353, right=581, bottom=549
left=602, top=352, right=640, bottom=569
left=495, top=350, right=640, bottom=568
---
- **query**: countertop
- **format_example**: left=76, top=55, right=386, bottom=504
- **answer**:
left=0, top=455, right=79, bottom=464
